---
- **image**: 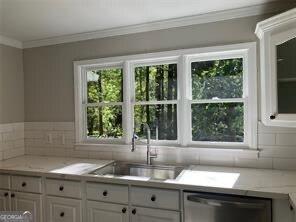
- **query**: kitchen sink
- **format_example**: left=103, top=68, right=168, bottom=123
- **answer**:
left=90, top=161, right=185, bottom=180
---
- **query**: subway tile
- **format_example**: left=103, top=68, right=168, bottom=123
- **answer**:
left=26, top=147, right=45, bottom=156
left=25, top=122, right=54, bottom=131
left=200, top=154, right=234, bottom=167
left=0, top=124, right=13, bottom=133
left=3, top=147, right=24, bottom=159
left=52, top=122, right=75, bottom=131
left=14, top=139, right=24, bottom=148
left=88, top=151, right=113, bottom=160
left=258, top=133, right=276, bottom=146
left=44, top=148, right=67, bottom=157
left=234, top=157, right=273, bottom=169
left=262, top=147, right=296, bottom=159
left=25, top=131, right=44, bottom=139
left=2, top=132, right=14, bottom=141
left=273, top=158, right=296, bottom=170
left=258, top=122, right=296, bottom=134
left=276, top=134, right=296, bottom=146
left=17, top=121, right=296, bottom=170
left=67, top=149, right=89, bottom=158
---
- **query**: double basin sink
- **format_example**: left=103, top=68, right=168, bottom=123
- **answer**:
left=90, top=161, right=185, bottom=180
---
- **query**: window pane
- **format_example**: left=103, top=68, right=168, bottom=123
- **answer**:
left=192, top=103, right=244, bottom=142
left=191, top=58, right=243, bottom=100
left=87, top=68, right=123, bottom=103
left=135, top=64, right=177, bottom=101
left=87, top=106, right=122, bottom=138
left=134, top=104, right=177, bottom=140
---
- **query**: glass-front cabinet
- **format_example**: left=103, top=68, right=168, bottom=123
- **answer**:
left=256, top=8, right=296, bottom=127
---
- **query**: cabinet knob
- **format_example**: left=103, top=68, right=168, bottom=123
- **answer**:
left=4, top=192, right=8, bottom=197
left=59, top=186, right=64, bottom=191
left=103, top=190, right=108, bottom=196
left=270, top=115, right=276, bottom=120
left=11, top=193, right=15, bottom=198
left=60, top=212, right=65, bottom=217
left=21, top=182, right=26, bottom=187
left=122, top=208, right=127, bottom=213
left=132, top=209, right=136, bottom=215
left=151, top=195, right=156, bottom=202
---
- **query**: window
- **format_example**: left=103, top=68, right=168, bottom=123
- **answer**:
left=85, top=66, right=123, bottom=140
left=190, top=58, right=244, bottom=142
left=74, top=43, right=257, bottom=148
left=134, top=63, right=178, bottom=141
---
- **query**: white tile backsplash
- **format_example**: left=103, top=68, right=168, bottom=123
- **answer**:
left=0, top=123, right=25, bottom=160
left=20, top=121, right=296, bottom=170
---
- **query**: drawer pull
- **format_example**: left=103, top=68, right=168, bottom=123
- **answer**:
left=122, top=208, right=127, bottom=213
left=59, top=186, right=64, bottom=191
left=60, top=212, right=65, bottom=217
left=270, top=115, right=276, bottom=120
left=132, top=209, right=136, bottom=215
left=103, top=190, right=108, bottom=196
left=21, top=182, right=27, bottom=187
left=4, top=192, right=8, bottom=197
left=11, top=193, right=15, bottom=198
left=151, top=195, right=156, bottom=202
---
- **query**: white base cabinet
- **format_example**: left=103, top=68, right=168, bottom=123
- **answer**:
left=46, top=196, right=82, bottom=222
left=130, top=207, right=180, bottom=222
left=87, top=200, right=129, bottom=222
left=1, top=173, right=295, bottom=222
left=11, top=192, right=42, bottom=222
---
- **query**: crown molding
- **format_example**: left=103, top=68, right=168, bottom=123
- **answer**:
left=0, top=35, right=23, bottom=49
left=255, top=7, right=296, bottom=39
left=21, top=2, right=295, bottom=49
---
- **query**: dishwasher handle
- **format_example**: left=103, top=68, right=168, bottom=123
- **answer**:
left=187, top=194, right=266, bottom=209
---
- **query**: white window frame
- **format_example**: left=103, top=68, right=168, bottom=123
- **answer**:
left=74, top=42, right=257, bottom=149
left=129, top=57, right=180, bottom=146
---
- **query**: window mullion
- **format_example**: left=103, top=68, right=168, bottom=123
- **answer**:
left=85, top=102, right=123, bottom=107
left=179, top=55, right=191, bottom=146
left=134, top=100, right=178, bottom=105
left=82, top=68, right=88, bottom=142
left=190, top=98, right=245, bottom=104
left=123, top=61, right=133, bottom=144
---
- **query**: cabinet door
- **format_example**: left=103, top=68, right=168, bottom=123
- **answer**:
left=131, top=207, right=180, bottom=222
left=256, top=8, right=296, bottom=127
left=87, top=200, right=128, bottom=222
left=11, top=192, right=42, bottom=222
left=46, top=196, right=82, bottom=222
left=0, top=190, right=10, bottom=211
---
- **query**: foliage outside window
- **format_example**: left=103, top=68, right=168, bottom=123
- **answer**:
left=134, top=64, right=178, bottom=140
left=191, top=58, right=244, bottom=142
left=86, top=68, right=123, bottom=139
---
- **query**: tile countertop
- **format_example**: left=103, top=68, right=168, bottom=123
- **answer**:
left=1, top=155, right=296, bottom=208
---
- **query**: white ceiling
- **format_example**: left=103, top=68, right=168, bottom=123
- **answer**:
left=0, top=0, right=291, bottom=43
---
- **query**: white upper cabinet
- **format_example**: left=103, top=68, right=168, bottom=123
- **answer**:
left=256, top=8, right=296, bottom=127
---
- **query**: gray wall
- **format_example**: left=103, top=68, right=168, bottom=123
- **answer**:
left=23, top=14, right=271, bottom=122
left=0, top=44, right=24, bottom=123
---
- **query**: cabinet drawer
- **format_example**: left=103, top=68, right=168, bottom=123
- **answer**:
left=46, top=196, right=82, bottom=222
left=0, top=174, right=10, bottom=189
left=87, top=201, right=129, bottom=222
left=131, top=186, right=179, bottom=210
left=46, top=179, right=82, bottom=199
left=131, top=207, right=180, bottom=222
left=11, top=175, right=42, bottom=193
left=86, top=183, right=128, bottom=204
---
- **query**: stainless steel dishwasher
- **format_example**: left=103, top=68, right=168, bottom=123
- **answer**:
left=184, top=192, right=272, bottom=222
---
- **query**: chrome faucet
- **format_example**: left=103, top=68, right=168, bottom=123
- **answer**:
left=131, top=123, right=157, bottom=165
